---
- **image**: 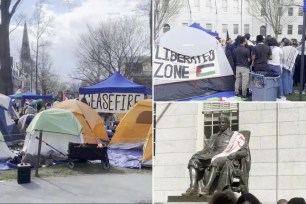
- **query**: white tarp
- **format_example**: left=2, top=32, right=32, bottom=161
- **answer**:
left=79, top=93, right=145, bottom=113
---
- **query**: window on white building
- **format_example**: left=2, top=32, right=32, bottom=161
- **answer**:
left=278, top=7, right=283, bottom=16
left=194, top=0, right=200, bottom=6
left=260, top=25, right=267, bottom=36
left=278, top=25, right=282, bottom=34
left=194, top=0, right=200, bottom=12
left=244, top=24, right=250, bottom=35
left=222, top=24, right=228, bottom=34
left=206, top=0, right=212, bottom=7
left=206, top=23, right=212, bottom=31
left=233, top=24, right=239, bottom=34
left=288, top=7, right=293, bottom=16
left=233, top=0, right=239, bottom=13
left=298, top=25, right=303, bottom=35
left=299, top=7, right=303, bottom=16
left=206, top=0, right=212, bottom=11
left=261, top=0, right=267, bottom=16
left=222, top=0, right=228, bottom=12
left=202, top=103, right=239, bottom=143
left=163, top=24, right=170, bottom=33
left=288, top=25, right=293, bottom=35
left=245, top=0, right=250, bottom=12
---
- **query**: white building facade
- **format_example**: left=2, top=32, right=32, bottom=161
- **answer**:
left=154, top=102, right=306, bottom=204
left=163, top=0, right=303, bottom=41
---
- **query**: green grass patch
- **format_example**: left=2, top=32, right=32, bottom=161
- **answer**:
left=0, top=163, right=151, bottom=181
left=285, top=86, right=306, bottom=101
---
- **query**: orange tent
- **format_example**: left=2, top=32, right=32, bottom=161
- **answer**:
left=54, top=100, right=108, bottom=143
left=110, top=99, right=152, bottom=149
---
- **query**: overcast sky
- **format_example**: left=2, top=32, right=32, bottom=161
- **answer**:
left=9, top=0, right=147, bottom=80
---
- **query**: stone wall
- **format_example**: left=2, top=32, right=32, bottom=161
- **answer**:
left=154, top=103, right=200, bottom=203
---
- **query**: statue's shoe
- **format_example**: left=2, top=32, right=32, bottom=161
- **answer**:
left=198, top=188, right=209, bottom=196
left=181, top=187, right=198, bottom=196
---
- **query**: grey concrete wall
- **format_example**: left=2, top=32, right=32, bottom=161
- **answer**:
left=154, top=103, right=200, bottom=203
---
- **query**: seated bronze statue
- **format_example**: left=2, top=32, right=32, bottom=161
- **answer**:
left=182, top=114, right=251, bottom=196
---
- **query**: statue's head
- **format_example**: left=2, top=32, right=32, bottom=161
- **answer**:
left=218, top=114, right=230, bottom=132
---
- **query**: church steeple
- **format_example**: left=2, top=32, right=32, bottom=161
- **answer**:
left=20, top=21, right=32, bottom=64
left=20, top=21, right=33, bottom=92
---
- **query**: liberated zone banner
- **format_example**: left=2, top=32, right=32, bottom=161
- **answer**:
left=154, top=46, right=220, bottom=81
left=79, top=93, right=145, bottom=113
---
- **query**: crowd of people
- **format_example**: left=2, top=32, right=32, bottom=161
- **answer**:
left=218, top=33, right=305, bottom=100
left=208, top=191, right=305, bottom=204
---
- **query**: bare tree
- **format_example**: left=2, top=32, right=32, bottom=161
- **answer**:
left=0, top=0, right=22, bottom=94
left=9, top=13, right=26, bottom=34
left=37, top=47, right=55, bottom=95
left=247, top=0, right=300, bottom=39
left=153, top=0, right=183, bottom=40
left=72, top=16, right=149, bottom=85
left=30, top=0, right=53, bottom=94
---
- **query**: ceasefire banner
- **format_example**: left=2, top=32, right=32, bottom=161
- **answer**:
left=79, top=93, right=145, bottom=113
left=153, top=46, right=221, bottom=82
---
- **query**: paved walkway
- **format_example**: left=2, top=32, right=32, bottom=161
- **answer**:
left=0, top=172, right=152, bottom=203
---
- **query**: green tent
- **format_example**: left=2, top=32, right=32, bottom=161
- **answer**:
left=27, top=108, right=82, bottom=136
left=23, top=108, right=83, bottom=156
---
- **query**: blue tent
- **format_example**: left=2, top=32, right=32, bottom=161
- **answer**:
left=0, top=94, right=23, bottom=145
left=190, top=22, right=219, bottom=37
left=79, top=72, right=152, bottom=95
left=10, top=91, right=53, bottom=100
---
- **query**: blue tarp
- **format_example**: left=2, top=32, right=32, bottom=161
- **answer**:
left=180, top=91, right=235, bottom=101
left=9, top=91, right=53, bottom=100
left=0, top=162, right=15, bottom=171
left=79, top=72, right=152, bottom=95
left=190, top=22, right=219, bottom=37
left=107, top=148, right=143, bottom=169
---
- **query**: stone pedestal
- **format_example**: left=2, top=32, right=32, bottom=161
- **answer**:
left=167, top=195, right=210, bottom=203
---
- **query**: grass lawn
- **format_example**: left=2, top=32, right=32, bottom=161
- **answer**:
left=286, top=91, right=306, bottom=101
left=0, top=163, right=151, bottom=181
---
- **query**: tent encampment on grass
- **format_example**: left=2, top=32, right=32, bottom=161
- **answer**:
left=109, top=99, right=152, bottom=149
left=0, top=94, right=23, bottom=145
left=22, top=108, right=82, bottom=156
left=79, top=72, right=152, bottom=113
left=54, top=100, right=108, bottom=143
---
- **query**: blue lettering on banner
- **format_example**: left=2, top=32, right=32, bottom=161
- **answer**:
left=304, top=0, right=306, bottom=12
